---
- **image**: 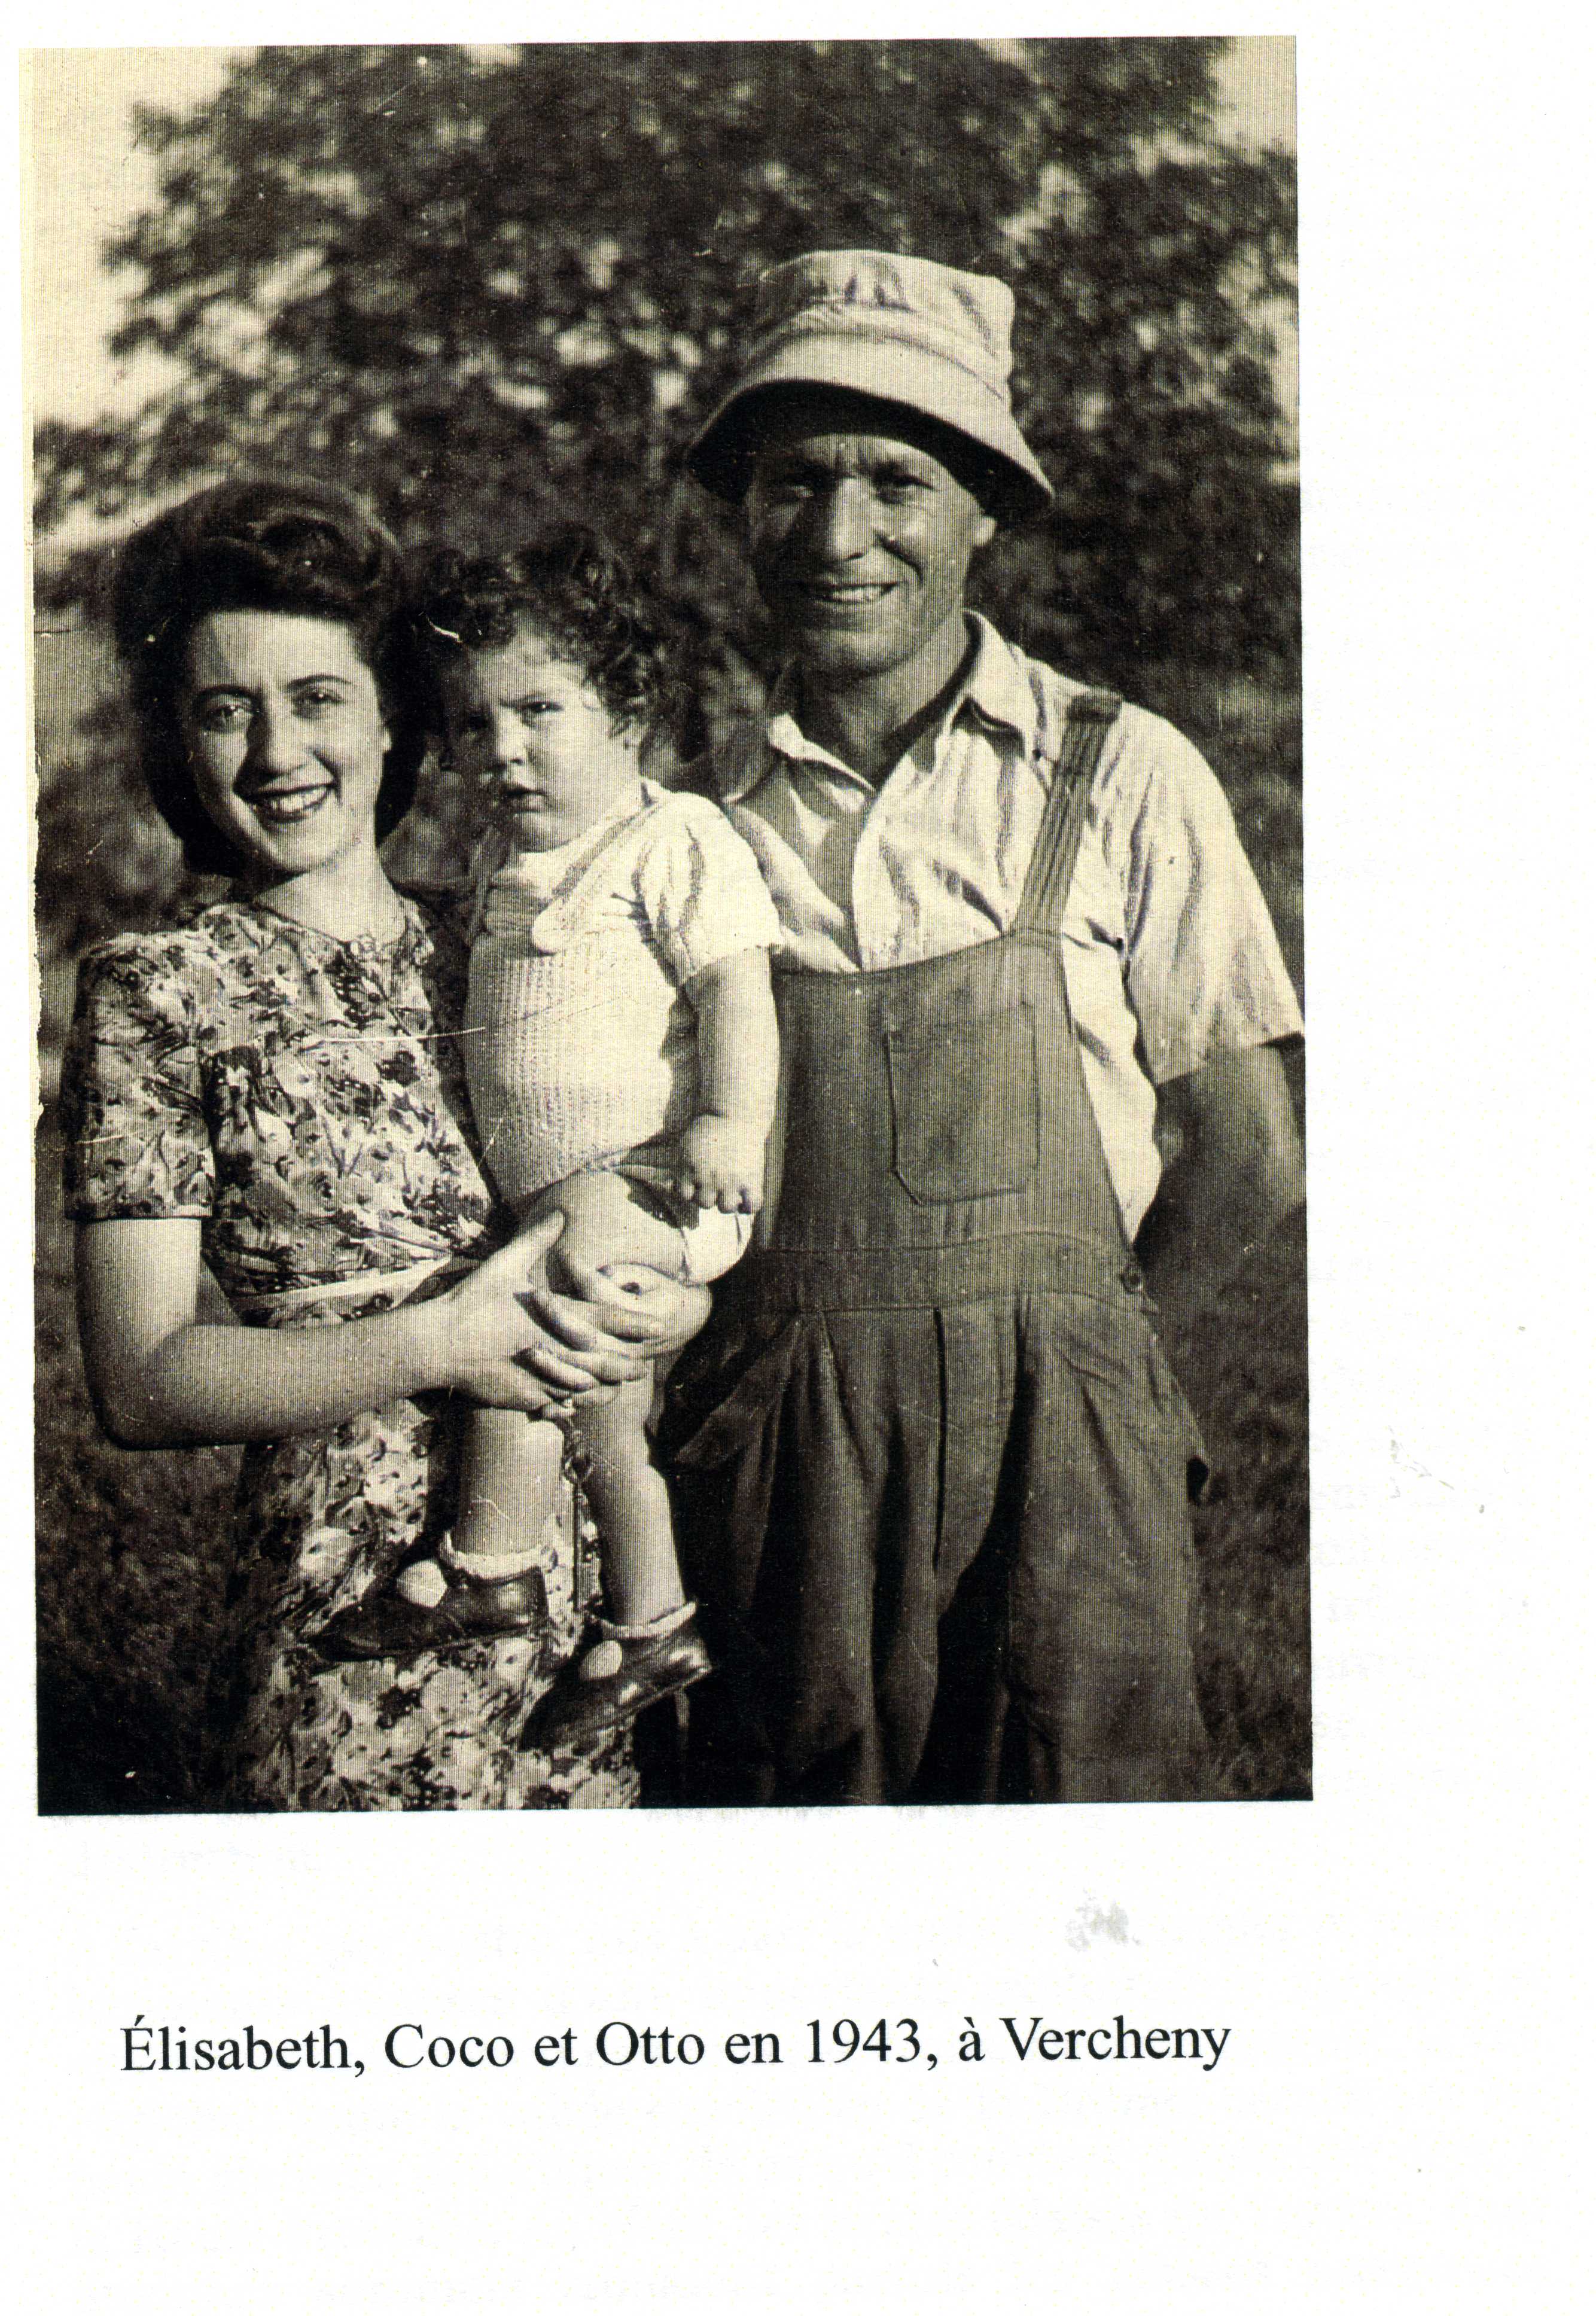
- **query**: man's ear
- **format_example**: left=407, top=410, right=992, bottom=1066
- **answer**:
left=974, top=512, right=998, bottom=550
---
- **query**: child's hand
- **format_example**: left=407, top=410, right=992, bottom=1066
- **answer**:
left=674, top=1114, right=767, bottom=1214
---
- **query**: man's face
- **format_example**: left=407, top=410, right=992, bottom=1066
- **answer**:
left=743, top=397, right=996, bottom=693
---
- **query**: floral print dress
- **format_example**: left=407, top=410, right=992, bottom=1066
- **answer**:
left=60, top=893, right=637, bottom=1809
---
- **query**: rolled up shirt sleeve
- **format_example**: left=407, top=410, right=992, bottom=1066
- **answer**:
left=1110, top=711, right=1304, bottom=1087
left=637, top=793, right=782, bottom=988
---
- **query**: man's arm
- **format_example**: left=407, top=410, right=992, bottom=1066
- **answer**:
left=1134, top=1045, right=1305, bottom=1333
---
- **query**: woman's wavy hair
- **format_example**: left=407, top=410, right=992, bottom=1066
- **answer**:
left=408, top=525, right=681, bottom=743
left=109, top=474, right=429, bottom=875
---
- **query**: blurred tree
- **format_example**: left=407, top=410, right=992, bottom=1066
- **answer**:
left=35, top=38, right=1297, bottom=965
left=38, top=39, right=1295, bottom=663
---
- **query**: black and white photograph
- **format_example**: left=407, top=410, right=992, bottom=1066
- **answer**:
left=10, top=11, right=1584, bottom=2312
left=32, top=33, right=1306, bottom=1818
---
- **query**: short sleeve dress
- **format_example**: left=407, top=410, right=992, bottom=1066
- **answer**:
left=59, top=892, right=638, bottom=1811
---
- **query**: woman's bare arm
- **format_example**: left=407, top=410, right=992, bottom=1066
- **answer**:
left=75, top=1213, right=639, bottom=1450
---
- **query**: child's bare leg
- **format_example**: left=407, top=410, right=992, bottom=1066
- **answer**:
left=393, top=1221, right=565, bottom=1605
left=399, top=1171, right=680, bottom=1595
left=455, top=1407, right=566, bottom=1560
left=517, top=1360, right=711, bottom=1752
left=508, top=1174, right=713, bottom=1742
left=537, top=1166, right=689, bottom=1294
left=530, top=1169, right=694, bottom=1625
left=321, top=1221, right=570, bottom=1656
left=567, top=1375, right=684, bottom=1628
left=391, top=1409, right=564, bottom=1604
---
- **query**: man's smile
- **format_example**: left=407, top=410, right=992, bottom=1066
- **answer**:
left=787, top=578, right=896, bottom=606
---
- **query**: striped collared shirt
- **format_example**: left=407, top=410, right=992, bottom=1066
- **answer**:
left=703, top=616, right=1302, bottom=1236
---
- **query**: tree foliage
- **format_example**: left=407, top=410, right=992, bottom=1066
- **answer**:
left=38, top=40, right=1295, bottom=663
left=35, top=38, right=1297, bottom=969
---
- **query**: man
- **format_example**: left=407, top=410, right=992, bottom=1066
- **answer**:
left=663, top=250, right=1305, bottom=1805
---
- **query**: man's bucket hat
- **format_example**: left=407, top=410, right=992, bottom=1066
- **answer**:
left=687, top=249, right=1055, bottom=526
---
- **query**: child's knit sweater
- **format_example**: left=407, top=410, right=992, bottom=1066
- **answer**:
left=463, top=781, right=779, bottom=1210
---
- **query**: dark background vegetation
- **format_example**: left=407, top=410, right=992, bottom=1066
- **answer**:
left=34, top=37, right=1306, bottom=1811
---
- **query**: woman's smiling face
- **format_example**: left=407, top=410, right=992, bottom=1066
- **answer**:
left=178, top=611, right=391, bottom=891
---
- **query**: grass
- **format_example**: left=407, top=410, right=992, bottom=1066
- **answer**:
left=33, top=664, right=1308, bottom=1811
left=1180, top=1197, right=1309, bottom=1799
left=35, top=1120, right=240, bottom=1812
left=34, top=1154, right=1309, bottom=1809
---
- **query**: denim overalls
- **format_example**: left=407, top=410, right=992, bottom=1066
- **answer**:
left=665, top=693, right=1208, bottom=1803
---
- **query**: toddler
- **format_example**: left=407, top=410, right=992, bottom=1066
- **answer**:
left=327, top=529, right=779, bottom=1750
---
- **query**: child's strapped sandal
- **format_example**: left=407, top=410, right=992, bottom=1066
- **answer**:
left=314, top=1561, right=550, bottom=1664
left=517, top=1603, right=711, bottom=1753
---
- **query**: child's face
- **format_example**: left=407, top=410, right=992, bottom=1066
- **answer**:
left=441, top=624, right=644, bottom=851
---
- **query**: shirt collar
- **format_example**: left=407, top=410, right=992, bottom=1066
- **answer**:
left=955, top=613, right=1044, bottom=749
left=717, top=614, right=1040, bottom=804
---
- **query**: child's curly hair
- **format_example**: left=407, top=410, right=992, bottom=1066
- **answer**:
left=409, top=526, right=680, bottom=738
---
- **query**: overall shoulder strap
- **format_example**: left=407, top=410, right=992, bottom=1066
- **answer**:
left=1013, top=685, right=1122, bottom=938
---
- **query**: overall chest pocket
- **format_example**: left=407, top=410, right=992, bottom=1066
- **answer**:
left=885, top=1003, right=1040, bottom=1203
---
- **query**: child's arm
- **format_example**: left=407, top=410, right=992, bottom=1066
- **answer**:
left=674, top=947, right=779, bottom=1214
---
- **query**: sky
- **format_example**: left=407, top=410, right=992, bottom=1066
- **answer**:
left=25, top=37, right=1297, bottom=431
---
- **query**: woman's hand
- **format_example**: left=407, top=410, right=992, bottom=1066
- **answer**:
left=420, top=1217, right=647, bottom=1409
left=523, top=1255, right=712, bottom=1368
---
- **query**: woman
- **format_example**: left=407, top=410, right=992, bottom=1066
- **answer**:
left=59, top=476, right=706, bottom=1808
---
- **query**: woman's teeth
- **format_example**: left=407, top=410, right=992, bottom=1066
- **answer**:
left=252, top=784, right=333, bottom=824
